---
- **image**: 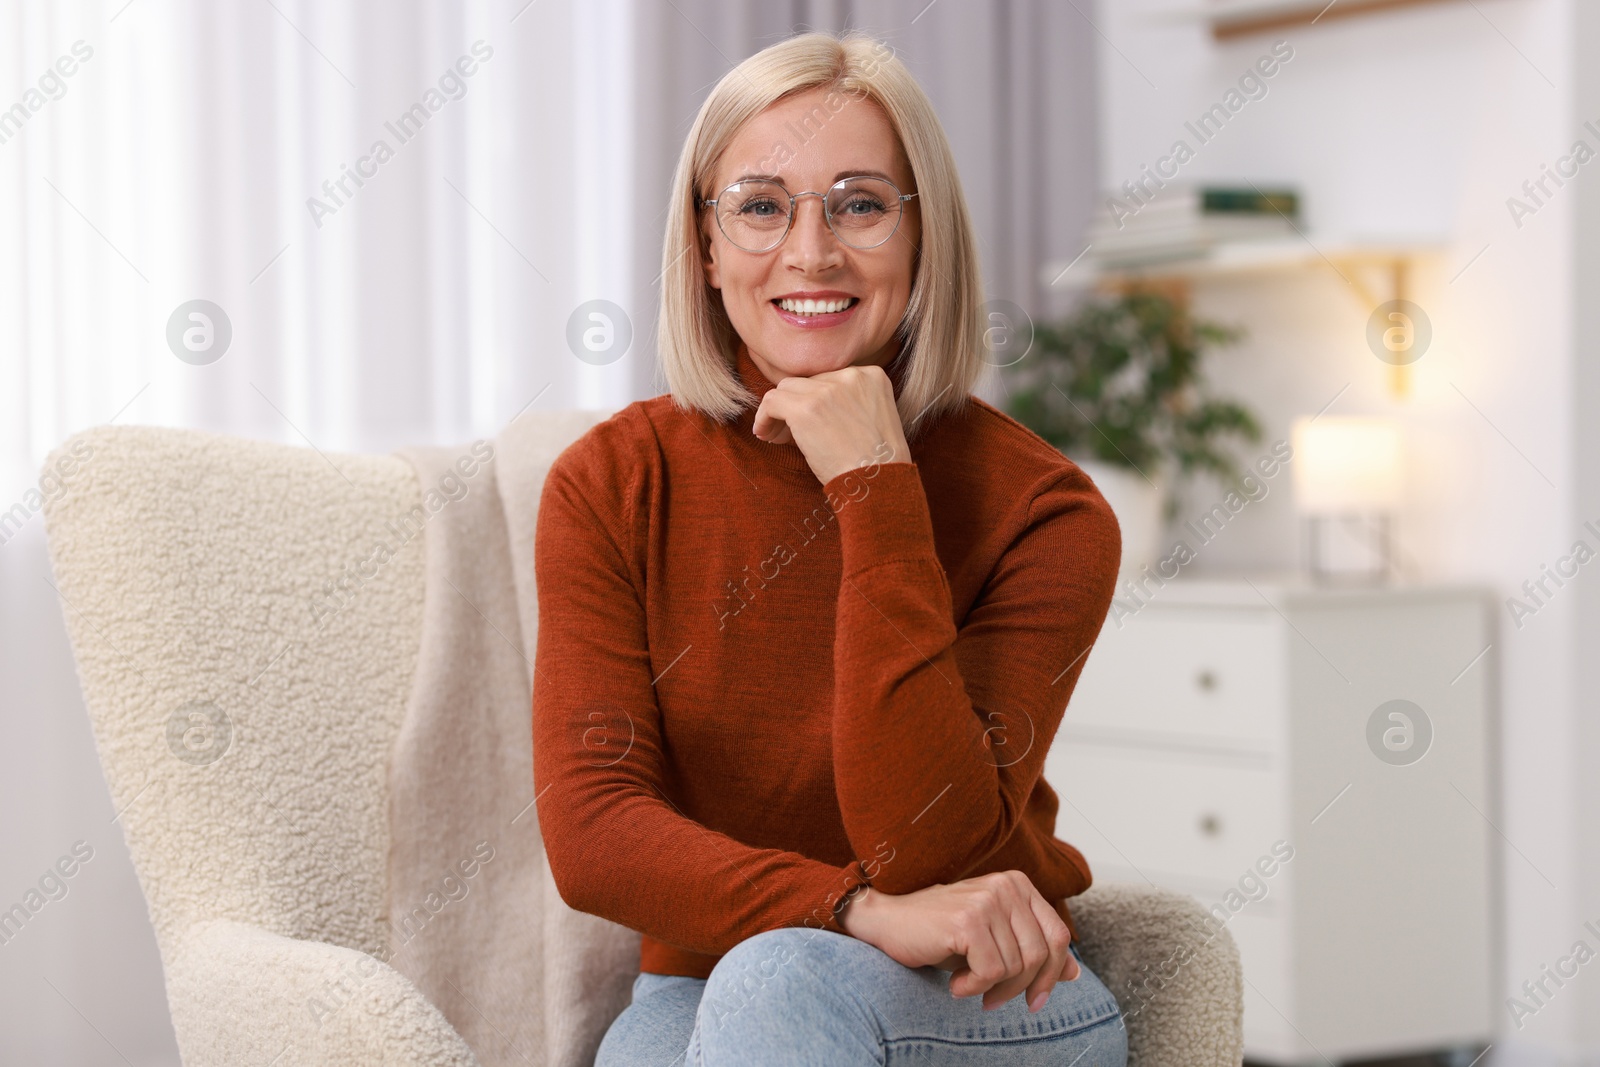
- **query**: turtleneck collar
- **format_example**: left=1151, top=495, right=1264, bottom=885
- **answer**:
left=729, top=341, right=911, bottom=475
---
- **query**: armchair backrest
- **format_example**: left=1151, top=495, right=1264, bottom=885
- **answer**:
left=42, top=424, right=430, bottom=958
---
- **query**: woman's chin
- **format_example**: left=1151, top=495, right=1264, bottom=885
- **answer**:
left=756, top=334, right=873, bottom=375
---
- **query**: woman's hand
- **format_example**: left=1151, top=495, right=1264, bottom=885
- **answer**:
left=749, top=362, right=913, bottom=486
left=837, top=870, right=1081, bottom=1013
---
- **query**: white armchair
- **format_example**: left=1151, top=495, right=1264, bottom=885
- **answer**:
left=41, top=420, right=1243, bottom=1066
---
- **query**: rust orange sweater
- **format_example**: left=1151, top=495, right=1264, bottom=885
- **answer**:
left=531, top=342, right=1121, bottom=978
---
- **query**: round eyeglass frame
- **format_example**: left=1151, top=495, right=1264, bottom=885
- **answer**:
left=700, top=175, right=918, bottom=252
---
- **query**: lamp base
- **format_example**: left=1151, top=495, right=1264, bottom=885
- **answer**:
left=1303, top=513, right=1393, bottom=584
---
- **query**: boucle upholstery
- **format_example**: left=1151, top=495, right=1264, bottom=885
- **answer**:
left=40, top=421, right=1242, bottom=1066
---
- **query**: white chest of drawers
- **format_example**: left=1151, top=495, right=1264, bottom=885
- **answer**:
left=1044, top=577, right=1496, bottom=1064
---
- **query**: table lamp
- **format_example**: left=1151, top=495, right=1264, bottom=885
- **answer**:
left=1291, top=415, right=1402, bottom=583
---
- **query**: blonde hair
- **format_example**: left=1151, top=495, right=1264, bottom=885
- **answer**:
left=658, top=31, right=985, bottom=440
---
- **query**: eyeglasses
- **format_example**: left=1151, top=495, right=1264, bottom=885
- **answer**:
left=701, top=175, right=917, bottom=253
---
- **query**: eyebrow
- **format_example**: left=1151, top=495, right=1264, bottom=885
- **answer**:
left=726, top=169, right=899, bottom=186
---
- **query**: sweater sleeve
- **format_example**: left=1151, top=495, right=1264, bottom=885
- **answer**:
left=823, top=459, right=1119, bottom=896
left=532, top=441, right=871, bottom=954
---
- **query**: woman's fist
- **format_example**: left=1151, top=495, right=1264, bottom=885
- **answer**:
left=838, top=870, right=1081, bottom=1013
left=750, top=363, right=912, bottom=486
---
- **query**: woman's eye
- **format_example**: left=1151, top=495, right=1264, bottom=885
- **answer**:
left=739, top=199, right=781, bottom=216
left=840, top=197, right=886, bottom=215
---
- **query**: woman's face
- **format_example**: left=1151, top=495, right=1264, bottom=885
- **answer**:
left=701, top=87, right=920, bottom=384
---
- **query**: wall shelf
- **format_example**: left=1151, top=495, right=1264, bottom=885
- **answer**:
left=1147, top=0, right=1461, bottom=40
left=1040, top=235, right=1446, bottom=295
left=1038, top=235, right=1448, bottom=399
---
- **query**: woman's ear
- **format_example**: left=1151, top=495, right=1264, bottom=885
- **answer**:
left=700, top=213, right=722, bottom=290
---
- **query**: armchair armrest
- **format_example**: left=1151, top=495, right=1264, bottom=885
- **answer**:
left=1069, top=882, right=1244, bottom=1067
left=165, top=919, right=481, bottom=1067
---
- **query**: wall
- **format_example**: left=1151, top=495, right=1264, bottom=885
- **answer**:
left=1093, top=0, right=1586, bottom=1058
left=1568, top=0, right=1600, bottom=1055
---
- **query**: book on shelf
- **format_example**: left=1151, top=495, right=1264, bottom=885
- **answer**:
left=1087, top=183, right=1301, bottom=266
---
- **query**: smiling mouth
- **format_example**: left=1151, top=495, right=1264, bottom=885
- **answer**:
left=772, top=296, right=859, bottom=316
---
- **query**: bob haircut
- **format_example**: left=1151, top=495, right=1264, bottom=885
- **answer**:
left=658, top=31, right=985, bottom=440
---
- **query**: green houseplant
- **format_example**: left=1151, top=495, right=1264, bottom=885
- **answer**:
left=1002, top=289, right=1262, bottom=572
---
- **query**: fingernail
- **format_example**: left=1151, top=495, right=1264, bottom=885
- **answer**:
left=1028, top=991, right=1048, bottom=1012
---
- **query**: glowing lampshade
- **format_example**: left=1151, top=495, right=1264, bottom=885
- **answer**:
left=1291, top=416, right=1403, bottom=514
left=1290, top=416, right=1403, bottom=582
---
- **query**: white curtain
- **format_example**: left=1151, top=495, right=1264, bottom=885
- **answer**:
left=0, top=1, right=1096, bottom=1061
left=0, top=0, right=637, bottom=484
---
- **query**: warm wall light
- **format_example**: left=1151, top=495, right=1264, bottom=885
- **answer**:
left=1291, top=416, right=1403, bottom=582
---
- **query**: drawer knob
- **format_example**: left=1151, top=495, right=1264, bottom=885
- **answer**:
left=1198, top=813, right=1223, bottom=837
left=1195, top=669, right=1218, bottom=692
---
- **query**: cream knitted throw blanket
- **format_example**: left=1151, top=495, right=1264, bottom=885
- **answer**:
left=388, top=411, right=637, bottom=1067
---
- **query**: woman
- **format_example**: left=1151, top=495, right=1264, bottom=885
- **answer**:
left=532, top=30, right=1126, bottom=1066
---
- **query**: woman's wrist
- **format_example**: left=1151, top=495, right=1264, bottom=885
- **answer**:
left=837, top=884, right=882, bottom=939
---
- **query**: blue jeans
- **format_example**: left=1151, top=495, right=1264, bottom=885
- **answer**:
left=594, top=927, right=1128, bottom=1066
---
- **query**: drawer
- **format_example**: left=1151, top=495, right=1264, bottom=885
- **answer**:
left=1064, top=608, right=1283, bottom=749
left=1043, top=746, right=1287, bottom=887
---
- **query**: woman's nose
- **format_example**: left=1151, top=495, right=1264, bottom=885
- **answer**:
left=784, top=195, right=843, bottom=268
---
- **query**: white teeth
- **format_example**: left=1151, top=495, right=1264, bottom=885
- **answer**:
left=777, top=297, right=855, bottom=315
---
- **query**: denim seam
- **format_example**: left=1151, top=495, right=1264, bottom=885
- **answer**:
left=879, top=1002, right=1123, bottom=1048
